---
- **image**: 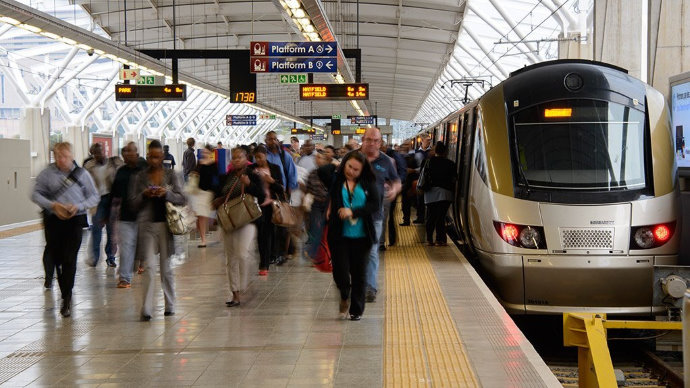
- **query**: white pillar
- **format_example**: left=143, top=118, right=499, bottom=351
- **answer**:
left=64, top=126, right=90, bottom=167
left=20, top=107, right=50, bottom=177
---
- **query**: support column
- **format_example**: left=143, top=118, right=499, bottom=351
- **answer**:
left=64, top=126, right=90, bottom=167
left=591, top=0, right=644, bottom=79
left=20, top=107, right=50, bottom=177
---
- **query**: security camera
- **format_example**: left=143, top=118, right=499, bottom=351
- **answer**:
left=86, top=48, right=95, bottom=56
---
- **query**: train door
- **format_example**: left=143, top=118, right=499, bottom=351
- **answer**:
left=455, top=108, right=477, bottom=247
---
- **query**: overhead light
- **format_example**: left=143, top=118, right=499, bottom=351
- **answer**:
left=40, top=31, right=61, bottom=40
left=0, top=16, right=21, bottom=25
left=292, top=8, right=306, bottom=18
left=285, top=0, right=301, bottom=9
left=303, top=24, right=315, bottom=33
left=297, top=18, right=311, bottom=27
left=94, top=49, right=105, bottom=55
left=306, top=32, right=320, bottom=41
left=19, top=24, right=41, bottom=33
left=60, top=37, right=77, bottom=45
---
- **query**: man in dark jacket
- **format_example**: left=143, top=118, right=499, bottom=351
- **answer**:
left=182, top=137, right=196, bottom=181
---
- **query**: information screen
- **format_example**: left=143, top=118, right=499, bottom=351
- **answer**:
left=300, top=83, right=369, bottom=101
left=115, top=84, right=186, bottom=101
left=671, top=78, right=690, bottom=169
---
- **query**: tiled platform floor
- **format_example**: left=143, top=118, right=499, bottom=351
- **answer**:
left=0, top=223, right=559, bottom=387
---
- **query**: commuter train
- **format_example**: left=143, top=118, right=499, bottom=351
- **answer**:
left=423, top=59, right=679, bottom=315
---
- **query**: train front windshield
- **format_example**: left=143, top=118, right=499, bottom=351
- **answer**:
left=512, top=100, right=647, bottom=191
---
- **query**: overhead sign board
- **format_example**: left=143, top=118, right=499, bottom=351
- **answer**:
left=332, top=114, right=342, bottom=119
left=115, top=84, right=186, bottom=101
left=251, top=41, right=337, bottom=57
left=226, top=115, right=257, bottom=126
left=119, top=68, right=140, bottom=80
left=259, top=114, right=276, bottom=120
left=136, top=75, right=165, bottom=85
left=291, top=127, right=316, bottom=135
left=280, top=74, right=308, bottom=84
left=349, top=116, right=375, bottom=125
left=311, top=134, right=326, bottom=141
left=251, top=57, right=336, bottom=73
left=300, top=83, right=369, bottom=101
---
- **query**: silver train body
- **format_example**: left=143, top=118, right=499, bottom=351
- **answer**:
left=424, top=60, right=679, bottom=315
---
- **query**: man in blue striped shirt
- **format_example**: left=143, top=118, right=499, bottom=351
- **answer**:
left=32, top=142, right=99, bottom=318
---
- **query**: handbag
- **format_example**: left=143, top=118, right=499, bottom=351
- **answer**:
left=166, top=202, right=197, bottom=235
left=271, top=198, right=298, bottom=227
left=416, top=160, right=432, bottom=191
left=216, top=177, right=262, bottom=232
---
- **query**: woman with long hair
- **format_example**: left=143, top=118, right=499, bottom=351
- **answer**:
left=191, top=144, right=218, bottom=248
left=327, top=151, right=380, bottom=321
left=422, top=141, right=456, bottom=246
left=212, top=147, right=265, bottom=307
left=129, top=140, right=186, bottom=321
left=248, top=145, right=284, bottom=276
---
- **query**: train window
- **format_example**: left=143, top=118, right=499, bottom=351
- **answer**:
left=511, top=99, right=647, bottom=191
left=472, top=111, right=488, bottom=184
left=448, top=119, right=459, bottom=163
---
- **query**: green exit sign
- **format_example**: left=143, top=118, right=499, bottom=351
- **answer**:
left=280, top=74, right=307, bottom=84
left=136, top=75, right=156, bottom=85
left=332, top=114, right=341, bottom=119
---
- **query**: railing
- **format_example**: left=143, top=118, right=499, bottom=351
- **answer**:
left=563, top=312, right=683, bottom=388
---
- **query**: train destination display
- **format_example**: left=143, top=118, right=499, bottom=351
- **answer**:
left=115, top=84, right=186, bottom=101
left=300, top=83, right=369, bottom=101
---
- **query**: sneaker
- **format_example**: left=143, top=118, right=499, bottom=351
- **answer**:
left=117, top=281, right=131, bottom=288
left=44, top=279, right=52, bottom=290
left=349, top=315, right=361, bottom=321
left=60, top=299, right=71, bottom=318
left=106, top=258, right=117, bottom=268
left=365, top=289, right=377, bottom=303
left=276, top=256, right=287, bottom=266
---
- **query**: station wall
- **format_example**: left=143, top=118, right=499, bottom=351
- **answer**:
left=0, top=138, right=40, bottom=226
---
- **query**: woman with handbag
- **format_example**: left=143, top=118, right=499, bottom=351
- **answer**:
left=248, top=145, right=284, bottom=276
left=212, top=147, right=265, bottom=307
left=129, top=140, right=186, bottom=321
left=327, top=151, right=380, bottom=321
left=191, top=145, right=218, bottom=248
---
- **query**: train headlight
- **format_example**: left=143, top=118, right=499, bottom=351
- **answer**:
left=494, top=221, right=546, bottom=249
left=633, top=227, right=654, bottom=249
left=630, top=222, right=675, bottom=249
left=519, top=227, right=543, bottom=249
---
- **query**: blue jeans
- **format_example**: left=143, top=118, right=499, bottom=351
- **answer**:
left=91, top=195, right=116, bottom=265
left=366, top=219, right=383, bottom=291
left=305, top=202, right=327, bottom=259
left=117, top=221, right=138, bottom=283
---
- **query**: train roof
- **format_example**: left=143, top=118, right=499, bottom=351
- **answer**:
left=508, top=59, right=628, bottom=78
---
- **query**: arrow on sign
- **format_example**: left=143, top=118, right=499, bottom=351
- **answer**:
left=325, top=62, right=334, bottom=70
left=280, top=75, right=288, bottom=83
left=325, top=45, right=334, bottom=54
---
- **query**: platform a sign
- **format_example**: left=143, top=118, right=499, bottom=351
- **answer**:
left=349, top=116, right=375, bottom=125
left=250, top=41, right=338, bottom=74
left=251, top=42, right=337, bottom=57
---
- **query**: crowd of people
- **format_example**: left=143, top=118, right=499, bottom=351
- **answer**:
left=31, top=129, right=453, bottom=322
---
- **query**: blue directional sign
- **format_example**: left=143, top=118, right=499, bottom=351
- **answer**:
left=226, top=115, right=257, bottom=126
left=349, top=116, right=375, bottom=125
left=250, top=57, right=337, bottom=73
left=251, top=41, right=337, bottom=57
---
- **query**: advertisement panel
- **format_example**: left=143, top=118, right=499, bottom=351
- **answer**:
left=671, top=73, right=690, bottom=170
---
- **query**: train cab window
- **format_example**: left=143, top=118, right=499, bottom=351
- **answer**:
left=472, top=109, right=488, bottom=184
left=510, top=99, right=650, bottom=202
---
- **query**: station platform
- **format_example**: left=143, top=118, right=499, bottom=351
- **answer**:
left=0, top=221, right=560, bottom=387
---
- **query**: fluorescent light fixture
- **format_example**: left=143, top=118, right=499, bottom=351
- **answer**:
left=306, top=32, right=320, bottom=41
left=94, top=49, right=105, bottom=55
left=60, top=37, right=77, bottom=45
left=40, top=31, right=61, bottom=40
left=292, top=8, right=306, bottom=18
left=297, top=18, right=311, bottom=27
left=278, top=0, right=288, bottom=8
left=303, top=24, right=315, bottom=33
left=285, top=0, right=301, bottom=9
left=19, top=24, right=41, bottom=33
left=0, top=16, right=20, bottom=25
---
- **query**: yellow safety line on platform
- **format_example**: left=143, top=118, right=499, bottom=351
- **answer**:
left=0, top=223, right=42, bottom=239
left=384, top=223, right=478, bottom=387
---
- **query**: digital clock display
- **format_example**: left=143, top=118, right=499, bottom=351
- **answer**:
left=300, top=83, right=369, bottom=101
left=232, top=92, right=256, bottom=103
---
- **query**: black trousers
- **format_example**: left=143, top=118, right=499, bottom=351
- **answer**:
left=426, top=201, right=450, bottom=244
left=415, top=192, right=426, bottom=221
left=42, top=216, right=54, bottom=282
left=272, top=225, right=288, bottom=258
left=44, top=214, right=86, bottom=301
left=330, top=237, right=371, bottom=316
left=257, top=205, right=274, bottom=270
left=401, top=183, right=414, bottom=223
left=387, top=198, right=398, bottom=245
